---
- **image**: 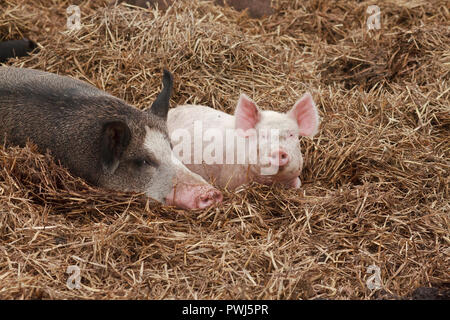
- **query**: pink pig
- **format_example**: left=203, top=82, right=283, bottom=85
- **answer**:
left=167, top=93, right=319, bottom=190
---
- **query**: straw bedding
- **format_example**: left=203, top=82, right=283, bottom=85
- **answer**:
left=0, top=0, right=448, bottom=299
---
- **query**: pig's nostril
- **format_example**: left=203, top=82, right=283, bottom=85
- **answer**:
left=271, top=150, right=289, bottom=166
left=213, top=191, right=223, bottom=203
left=197, top=189, right=223, bottom=209
left=199, top=198, right=213, bottom=208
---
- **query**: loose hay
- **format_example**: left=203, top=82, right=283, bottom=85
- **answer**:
left=0, top=0, right=449, bottom=299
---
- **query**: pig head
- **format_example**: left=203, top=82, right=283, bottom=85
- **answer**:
left=234, top=93, right=319, bottom=188
left=144, top=70, right=223, bottom=209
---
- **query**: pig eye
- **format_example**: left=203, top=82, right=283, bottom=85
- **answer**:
left=135, top=158, right=157, bottom=168
left=134, top=159, right=146, bottom=167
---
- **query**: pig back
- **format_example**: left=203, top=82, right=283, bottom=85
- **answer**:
left=0, top=67, right=139, bottom=185
left=167, top=104, right=235, bottom=134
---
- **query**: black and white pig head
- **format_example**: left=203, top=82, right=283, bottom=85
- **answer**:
left=97, top=70, right=176, bottom=203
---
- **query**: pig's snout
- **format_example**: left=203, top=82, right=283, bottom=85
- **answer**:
left=197, top=188, right=223, bottom=209
left=270, top=149, right=290, bottom=167
left=165, top=185, right=223, bottom=210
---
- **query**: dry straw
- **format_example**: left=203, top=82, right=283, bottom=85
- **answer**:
left=0, top=0, right=449, bottom=299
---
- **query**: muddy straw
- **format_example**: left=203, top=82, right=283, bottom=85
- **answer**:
left=0, top=0, right=448, bottom=299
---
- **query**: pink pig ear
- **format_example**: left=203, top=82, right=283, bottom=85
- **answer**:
left=288, top=93, right=319, bottom=137
left=235, top=94, right=260, bottom=135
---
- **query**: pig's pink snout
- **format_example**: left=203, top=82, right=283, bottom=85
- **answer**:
left=197, top=188, right=223, bottom=209
left=270, top=150, right=290, bottom=167
left=165, top=184, right=223, bottom=210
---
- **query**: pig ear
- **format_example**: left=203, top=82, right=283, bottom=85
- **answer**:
left=288, top=93, right=319, bottom=137
left=235, top=94, right=260, bottom=134
left=149, top=69, right=173, bottom=120
left=101, top=121, right=131, bottom=174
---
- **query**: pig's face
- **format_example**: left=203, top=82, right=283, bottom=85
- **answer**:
left=97, top=70, right=176, bottom=202
left=254, top=112, right=305, bottom=186
left=97, top=118, right=175, bottom=203
left=235, top=93, right=319, bottom=188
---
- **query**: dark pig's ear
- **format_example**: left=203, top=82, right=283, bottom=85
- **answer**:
left=149, top=69, right=173, bottom=120
left=101, top=121, right=131, bottom=174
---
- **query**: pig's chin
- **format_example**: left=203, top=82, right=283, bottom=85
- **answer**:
left=253, top=165, right=302, bottom=188
left=258, top=175, right=301, bottom=189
